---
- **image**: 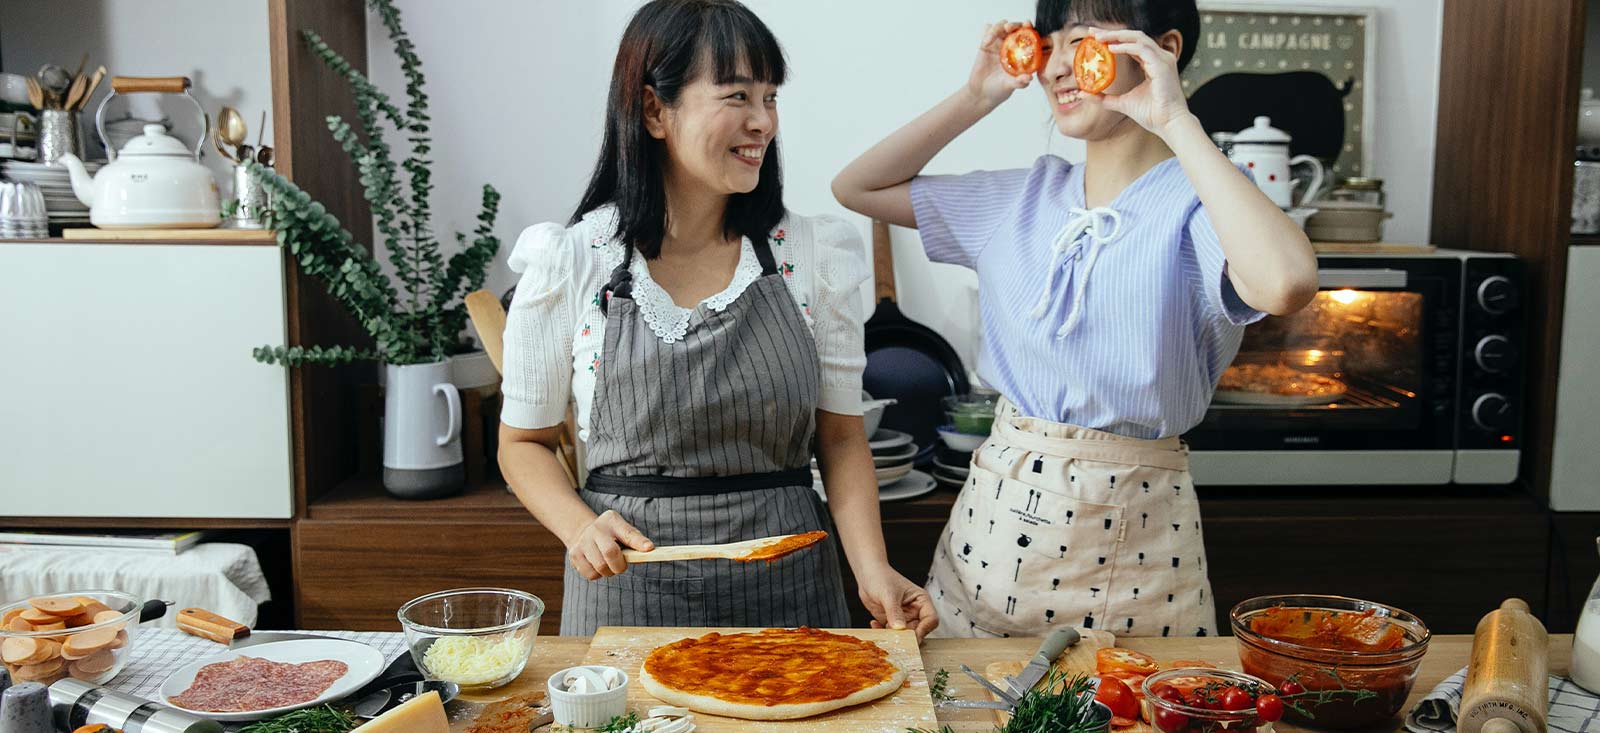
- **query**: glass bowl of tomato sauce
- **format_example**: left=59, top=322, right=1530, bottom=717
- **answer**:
left=1229, top=595, right=1430, bottom=729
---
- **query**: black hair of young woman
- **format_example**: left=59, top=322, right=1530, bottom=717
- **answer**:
left=1035, top=0, right=1201, bottom=72
left=573, top=0, right=788, bottom=259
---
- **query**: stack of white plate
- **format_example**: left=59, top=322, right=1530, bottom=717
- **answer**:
left=811, top=428, right=935, bottom=502
left=1, top=160, right=99, bottom=226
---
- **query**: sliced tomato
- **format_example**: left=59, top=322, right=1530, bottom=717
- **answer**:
left=1095, top=676, right=1141, bottom=720
left=1073, top=35, right=1116, bottom=94
left=1100, top=670, right=1149, bottom=699
left=999, top=26, right=1044, bottom=76
left=1111, top=716, right=1139, bottom=728
left=1163, top=659, right=1220, bottom=670
left=1096, top=647, right=1159, bottom=675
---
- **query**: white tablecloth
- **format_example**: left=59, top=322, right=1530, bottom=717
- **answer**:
left=0, top=542, right=271, bottom=627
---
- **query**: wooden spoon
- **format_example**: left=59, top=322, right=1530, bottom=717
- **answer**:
left=622, top=531, right=828, bottom=564
left=25, top=77, right=43, bottom=110
left=62, top=74, right=87, bottom=112
left=78, top=66, right=106, bottom=111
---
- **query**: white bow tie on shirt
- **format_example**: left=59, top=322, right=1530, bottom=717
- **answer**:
left=1029, top=206, right=1123, bottom=339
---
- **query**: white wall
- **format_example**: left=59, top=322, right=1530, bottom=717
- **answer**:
left=368, top=0, right=1441, bottom=372
left=0, top=0, right=274, bottom=193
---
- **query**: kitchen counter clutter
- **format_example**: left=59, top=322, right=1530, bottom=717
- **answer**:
left=0, top=544, right=271, bottom=629
left=30, top=626, right=1577, bottom=733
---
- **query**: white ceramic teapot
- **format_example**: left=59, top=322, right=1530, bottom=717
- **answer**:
left=59, top=76, right=219, bottom=229
left=1228, top=116, right=1325, bottom=210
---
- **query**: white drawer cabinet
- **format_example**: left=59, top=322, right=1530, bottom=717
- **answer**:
left=0, top=242, right=293, bottom=518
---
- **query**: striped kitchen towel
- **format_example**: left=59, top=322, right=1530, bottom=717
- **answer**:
left=1405, top=667, right=1600, bottom=733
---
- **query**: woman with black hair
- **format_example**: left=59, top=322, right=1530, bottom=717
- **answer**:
left=498, top=0, right=936, bottom=638
left=834, top=0, right=1317, bottom=638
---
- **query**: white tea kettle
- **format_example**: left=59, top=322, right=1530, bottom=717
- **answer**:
left=60, top=76, right=219, bottom=229
left=1229, top=116, right=1325, bottom=210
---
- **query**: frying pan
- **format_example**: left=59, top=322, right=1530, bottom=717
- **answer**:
left=862, top=220, right=968, bottom=464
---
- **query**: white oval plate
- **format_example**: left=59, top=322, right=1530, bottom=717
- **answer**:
left=868, top=429, right=914, bottom=452
left=158, top=638, right=386, bottom=721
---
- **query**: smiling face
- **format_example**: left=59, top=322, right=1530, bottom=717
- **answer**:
left=645, top=58, right=778, bottom=197
left=1038, top=22, right=1148, bottom=140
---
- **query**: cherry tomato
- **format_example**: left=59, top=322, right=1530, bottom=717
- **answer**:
left=1100, top=670, right=1149, bottom=699
left=1073, top=35, right=1116, bottom=94
left=1152, top=684, right=1187, bottom=704
left=1280, top=680, right=1306, bottom=696
left=1256, top=693, right=1285, bottom=722
left=1095, top=676, right=1141, bottom=720
left=1220, top=686, right=1255, bottom=711
left=1152, top=707, right=1191, bottom=733
left=999, top=26, right=1045, bottom=76
left=1096, top=647, right=1160, bottom=675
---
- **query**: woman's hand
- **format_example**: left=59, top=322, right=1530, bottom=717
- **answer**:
left=568, top=509, right=654, bottom=580
left=1086, top=29, right=1196, bottom=138
left=857, top=565, right=940, bottom=641
left=966, top=21, right=1036, bottom=108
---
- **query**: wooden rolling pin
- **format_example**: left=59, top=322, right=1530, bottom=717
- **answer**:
left=1459, top=598, right=1548, bottom=733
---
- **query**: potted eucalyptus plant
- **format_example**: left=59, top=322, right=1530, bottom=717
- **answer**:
left=249, top=0, right=501, bottom=499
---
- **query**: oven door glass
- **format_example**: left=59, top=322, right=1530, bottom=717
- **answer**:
left=1186, top=277, right=1453, bottom=450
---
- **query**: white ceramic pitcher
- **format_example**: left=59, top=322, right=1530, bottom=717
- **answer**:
left=1228, top=116, right=1325, bottom=209
left=383, top=360, right=464, bottom=499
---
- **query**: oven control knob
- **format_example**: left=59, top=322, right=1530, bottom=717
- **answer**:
left=1474, top=335, right=1514, bottom=373
left=1471, top=393, right=1513, bottom=432
left=1477, top=275, right=1518, bottom=315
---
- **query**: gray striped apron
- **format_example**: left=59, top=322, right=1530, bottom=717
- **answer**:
left=558, top=231, right=851, bottom=635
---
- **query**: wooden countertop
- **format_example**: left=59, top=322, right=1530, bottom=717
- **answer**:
left=459, top=633, right=1575, bottom=732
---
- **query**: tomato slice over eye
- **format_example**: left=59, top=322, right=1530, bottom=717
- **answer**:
left=1095, top=647, right=1160, bottom=675
left=1074, top=35, right=1116, bottom=94
left=1000, top=26, right=1045, bottom=76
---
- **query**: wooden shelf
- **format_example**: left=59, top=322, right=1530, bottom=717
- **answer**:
left=1572, top=233, right=1600, bottom=246
left=308, top=473, right=960, bottom=524
left=0, top=516, right=291, bottom=529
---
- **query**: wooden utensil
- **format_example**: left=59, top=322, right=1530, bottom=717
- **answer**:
left=25, top=76, right=43, bottom=110
left=1459, top=598, right=1548, bottom=733
left=62, top=74, right=87, bottom=112
left=175, top=607, right=251, bottom=644
left=78, top=66, right=106, bottom=111
left=463, top=288, right=581, bottom=489
left=622, top=531, right=828, bottom=564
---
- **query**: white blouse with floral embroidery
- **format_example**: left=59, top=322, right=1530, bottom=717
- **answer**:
left=500, top=204, right=870, bottom=441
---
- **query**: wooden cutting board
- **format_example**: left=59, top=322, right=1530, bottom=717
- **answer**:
left=980, top=629, right=1156, bottom=732
left=582, top=626, right=938, bottom=731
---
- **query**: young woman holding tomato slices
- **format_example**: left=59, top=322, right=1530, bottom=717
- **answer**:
left=832, top=0, right=1316, bottom=639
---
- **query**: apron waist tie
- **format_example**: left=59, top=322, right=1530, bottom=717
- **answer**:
left=994, top=399, right=1190, bottom=472
left=585, top=468, right=812, bottom=498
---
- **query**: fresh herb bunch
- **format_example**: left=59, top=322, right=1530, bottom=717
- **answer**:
left=250, top=0, right=501, bottom=367
left=908, top=668, right=1104, bottom=733
left=596, top=711, right=641, bottom=733
left=237, top=705, right=357, bottom=733
left=929, top=667, right=954, bottom=704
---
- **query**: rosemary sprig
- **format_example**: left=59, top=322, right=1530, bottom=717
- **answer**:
left=237, top=705, right=357, bottom=733
left=929, top=668, right=954, bottom=703
left=1004, top=668, right=1102, bottom=733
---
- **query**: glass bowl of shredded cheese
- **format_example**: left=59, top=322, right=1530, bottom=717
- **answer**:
left=398, top=587, right=544, bottom=691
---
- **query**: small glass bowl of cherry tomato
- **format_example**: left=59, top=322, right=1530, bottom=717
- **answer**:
left=1141, top=668, right=1282, bottom=733
left=1230, top=594, right=1430, bottom=728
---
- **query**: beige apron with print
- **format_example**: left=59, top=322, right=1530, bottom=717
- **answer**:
left=926, top=398, right=1217, bottom=639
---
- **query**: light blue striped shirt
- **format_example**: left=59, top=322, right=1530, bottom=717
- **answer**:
left=910, top=154, right=1265, bottom=439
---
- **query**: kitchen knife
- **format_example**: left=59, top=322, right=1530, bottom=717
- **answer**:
left=1004, top=626, right=1081, bottom=699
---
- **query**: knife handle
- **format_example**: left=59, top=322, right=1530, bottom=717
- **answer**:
left=1031, top=626, right=1081, bottom=669
left=177, top=607, right=250, bottom=644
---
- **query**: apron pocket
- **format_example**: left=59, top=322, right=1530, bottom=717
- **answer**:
left=956, top=464, right=1126, bottom=633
